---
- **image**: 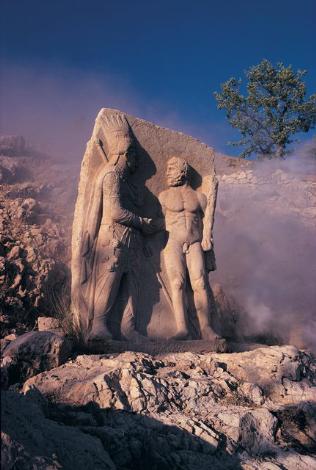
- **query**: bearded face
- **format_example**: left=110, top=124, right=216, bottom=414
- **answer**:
left=107, top=135, right=137, bottom=173
left=103, top=113, right=137, bottom=170
left=166, top=157, right=188, bottom=187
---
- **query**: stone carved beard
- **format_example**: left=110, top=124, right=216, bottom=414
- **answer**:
left=110, top=146, right=142, bottom=207
left=167, top=157, right=188, bottom=187
left=110, top=146, right=137, bottom=179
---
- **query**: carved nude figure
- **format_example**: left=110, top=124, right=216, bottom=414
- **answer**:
left=159, top=157, right=220, bottom=341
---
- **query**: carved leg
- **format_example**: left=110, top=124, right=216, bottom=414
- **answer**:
left=164, top=241, right=189, bottom=340
left=169, top=274, right=189, bottom=339
left=89, top=268, right=123, bottom=340
left=121, top=262, right=150, bottom=344
left=187, top=243, right=220, bottom=341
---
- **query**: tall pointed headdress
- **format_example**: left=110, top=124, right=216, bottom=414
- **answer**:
left=101, top=113, right=133, bottom=157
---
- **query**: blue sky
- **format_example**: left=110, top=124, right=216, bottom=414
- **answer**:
left=1, top=0, right=315, bottom=158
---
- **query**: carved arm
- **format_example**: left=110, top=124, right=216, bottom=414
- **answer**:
left=201, top=173, right=218, bottom=252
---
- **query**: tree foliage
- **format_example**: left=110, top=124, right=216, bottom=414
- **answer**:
left=214, top=60, right=316, bottom=158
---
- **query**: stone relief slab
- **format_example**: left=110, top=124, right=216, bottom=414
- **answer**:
left=72, top=108, right=218, bottom=342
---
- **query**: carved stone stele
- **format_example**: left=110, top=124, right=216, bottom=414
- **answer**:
left=71, top=108, right=217, bottom=342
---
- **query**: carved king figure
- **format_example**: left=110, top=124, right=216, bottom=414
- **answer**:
left=74, top=114, right=157, bottom=342
left=159, top=157, right=220, bottom=341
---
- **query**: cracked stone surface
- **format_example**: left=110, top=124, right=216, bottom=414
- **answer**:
left=12, top=345, right=314, bottom=469
left=1, top=331, right=73, bottom=388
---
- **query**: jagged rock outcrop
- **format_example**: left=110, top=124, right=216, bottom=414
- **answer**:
left=19, top=345, right=316, bottom=469
left=0, top=137, right=77, bottom=337
left=1, top=331, right=73, bottom=389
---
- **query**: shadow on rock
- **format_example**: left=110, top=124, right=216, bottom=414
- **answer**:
left=2, top=389, right=243, bottom=470
left=273, top=401, right=316, bottom=455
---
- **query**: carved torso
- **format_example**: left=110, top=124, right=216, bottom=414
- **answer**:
left=159, top=185, right=207, bottom=245
left=99, top=165, right=142, bottom=248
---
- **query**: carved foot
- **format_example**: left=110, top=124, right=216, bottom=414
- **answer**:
left=201, top=326, right=221, bottom=342
left=171, top=329, right=190, bottom=341
left=125, top=330, right=151, bottom=345
left=88, top=325, right=113, bottom=341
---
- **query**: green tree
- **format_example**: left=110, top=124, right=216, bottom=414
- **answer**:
left=214, top=60, right=316, bottom=158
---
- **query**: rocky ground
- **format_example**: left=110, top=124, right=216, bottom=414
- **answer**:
left=2, top=335, right=316, bottom=469
left=1, top=136, right=315, bottom=469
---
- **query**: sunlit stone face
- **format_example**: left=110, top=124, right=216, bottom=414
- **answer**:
left=166, top=157, right=188, bottom=187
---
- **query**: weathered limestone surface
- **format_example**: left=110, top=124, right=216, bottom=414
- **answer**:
left=1, top=331, right=72, bottom=388
left=37, top=316, right=62, bottom=332
left=22, top=345, right=316, bottom=469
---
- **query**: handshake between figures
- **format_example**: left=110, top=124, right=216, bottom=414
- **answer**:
left=140, top=216, right=165, bottom=235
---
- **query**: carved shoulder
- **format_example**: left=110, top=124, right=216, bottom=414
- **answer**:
left=158, top=189, right=171, bottom=215
left=102, top=168, right=120, bottom=198
left=158, top=189, right=169, bottom=205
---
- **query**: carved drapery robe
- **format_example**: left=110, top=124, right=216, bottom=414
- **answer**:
left=74, top=164, right=143, bottom=337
